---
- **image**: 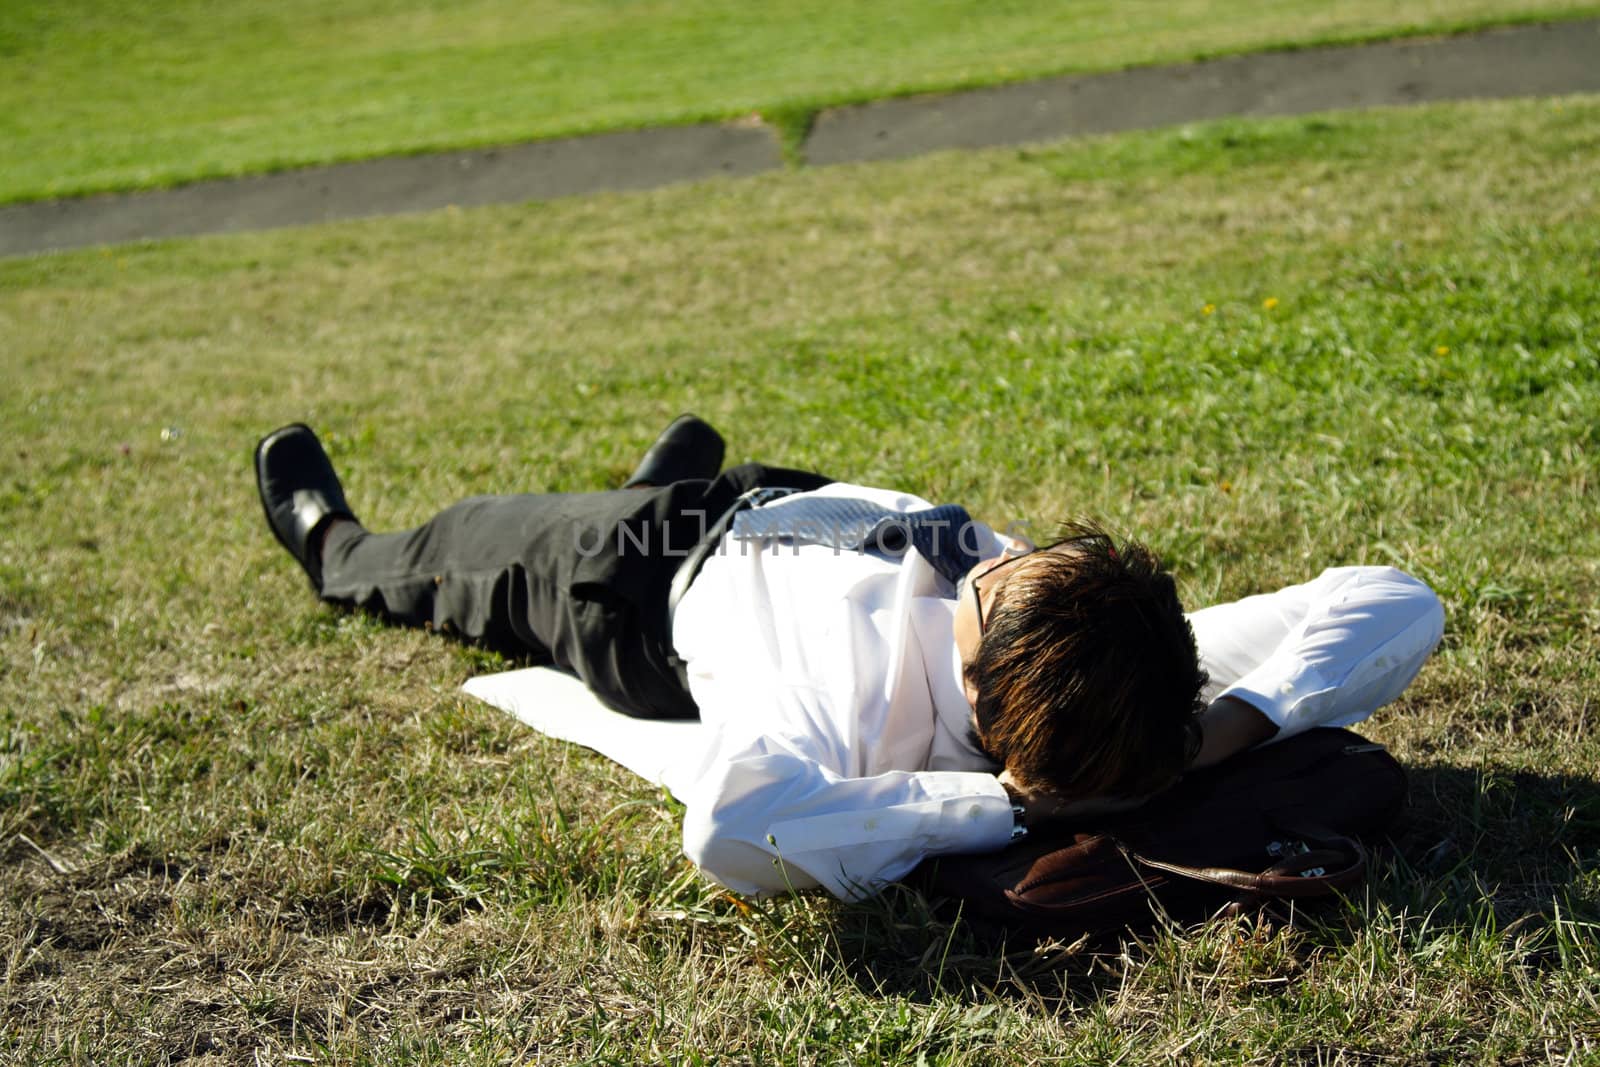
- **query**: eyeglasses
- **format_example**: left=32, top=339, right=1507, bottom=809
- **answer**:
left=970, top=537, right=1085, bottom=636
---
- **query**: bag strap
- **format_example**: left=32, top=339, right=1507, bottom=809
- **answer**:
left=1120, top=830, right=1369, bottom=899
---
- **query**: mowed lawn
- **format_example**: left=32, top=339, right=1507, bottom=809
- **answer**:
left=3, top=96, right=1600, bottom=1062
left=4, top=0, right=1600, bottom=203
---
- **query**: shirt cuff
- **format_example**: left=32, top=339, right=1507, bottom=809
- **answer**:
left=764, top=772, right=1016, bottom=857
left=1216, top=653, right=1335, bottom=738
left=921, top=771, right=1015, bottom=854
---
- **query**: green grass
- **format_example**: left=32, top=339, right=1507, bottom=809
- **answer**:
left=3, top=95, right=1600, bottom=1061
left=4, top=0, right=1600, bottom=204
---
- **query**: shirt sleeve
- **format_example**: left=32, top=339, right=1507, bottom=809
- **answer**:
left=1187, top=565, right=1445, bottom=739
left=680, top=732, right=1014, bottom=900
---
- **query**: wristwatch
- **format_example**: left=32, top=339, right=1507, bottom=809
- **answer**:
left=1010, top=803, right=1028, bottom=843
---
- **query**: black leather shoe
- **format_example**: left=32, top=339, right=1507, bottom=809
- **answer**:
left=255, top=423, right=359, bottom=588
left=623, top=414, right=726, bottom=488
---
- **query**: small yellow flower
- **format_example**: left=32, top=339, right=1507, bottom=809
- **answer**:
left=1262, top=297, right=1279, bottom=310
left=1202, top=303, right=1216, bottom=316
left=1436, top=345, right=1450, bottom=356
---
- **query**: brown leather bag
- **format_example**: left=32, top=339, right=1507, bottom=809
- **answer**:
left=923, top=727, right=1406, bottom=938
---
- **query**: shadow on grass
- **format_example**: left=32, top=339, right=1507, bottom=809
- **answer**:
left=1388, top=761, right=1600, bottom=925
left=823, top=761, right=1600, bottom=1005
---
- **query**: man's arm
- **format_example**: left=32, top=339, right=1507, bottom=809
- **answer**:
left=1187, top=564, right=1445, bottom=750
left=682, top=741, right=1014, bottom=900
left=1190, top=695, right=1279, bottom=769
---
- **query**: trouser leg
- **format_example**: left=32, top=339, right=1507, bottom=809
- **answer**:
left=316, top=463, right=832, bottom=719
left=318, top=490, right=702, bottom=717
left=319, top=493, right=566, bottom=655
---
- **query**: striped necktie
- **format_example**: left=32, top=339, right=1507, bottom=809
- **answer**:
left=730, top=494, right=980, bottom=584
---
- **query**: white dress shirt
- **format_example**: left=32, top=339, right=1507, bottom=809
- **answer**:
left=671, top=482, right=1445, bottom=900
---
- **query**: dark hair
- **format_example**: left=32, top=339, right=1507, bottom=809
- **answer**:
left=965, top=521, right=1206, bottom=800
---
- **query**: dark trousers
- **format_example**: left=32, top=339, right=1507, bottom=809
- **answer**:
left=318, top=462, right=831, bottom=719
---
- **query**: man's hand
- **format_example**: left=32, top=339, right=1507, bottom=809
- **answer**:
left=997, top=770, right=1153, bottom=824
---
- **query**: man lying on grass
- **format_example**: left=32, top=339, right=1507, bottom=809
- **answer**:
left=255, top=416, right=1444, bottom=900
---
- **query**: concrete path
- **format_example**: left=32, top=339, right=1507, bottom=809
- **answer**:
left=3, top=18, right=1597, bottom=258
left=806, top=18, right=1600, bottom=163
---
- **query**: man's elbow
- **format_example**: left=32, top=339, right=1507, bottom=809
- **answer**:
left=1374, top=566, right=1445, bottom=644
left=1416, top=578, right=1445, bottom=647
left=681, top=799, right=788, bottom=896
left=1345, top=566, right=1446, bottom=672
